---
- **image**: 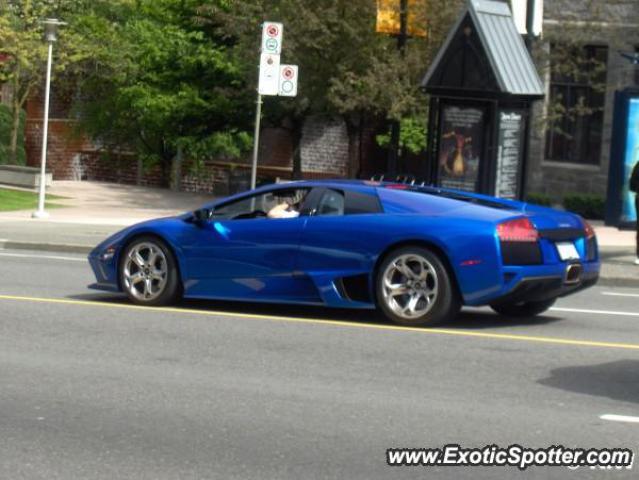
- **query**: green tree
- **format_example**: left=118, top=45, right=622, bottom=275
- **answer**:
left=198, top=0, right=463, bottom=177
left=0, top=0, right=88, bottom=164
left=0, top=103, right=25, bottom=164
left=0, top=1, right=50, bottom=164
left=70, top=0, right=252, bottom=185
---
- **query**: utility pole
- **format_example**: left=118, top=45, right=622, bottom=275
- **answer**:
left=387, top=0, right=408, bottom=177
left=524, top=0, right=535, bottom=52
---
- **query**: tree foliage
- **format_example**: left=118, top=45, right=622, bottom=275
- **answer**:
left=0, top=0, right=470, bottom=177
left=0, top=0, right=51, bottom=164
left=0, top=102, right=25, bottom=164
left=196, top=0, right=462, bottom=172
left=71, top=0, right=252, bottom=177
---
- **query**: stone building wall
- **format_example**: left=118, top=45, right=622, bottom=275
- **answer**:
left=525, top=0, right=639, bottom=201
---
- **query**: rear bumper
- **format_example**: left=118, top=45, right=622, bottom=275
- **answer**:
left=468, top=259, right=600, bottom=306
left=490, top=270, right=599, bottom=306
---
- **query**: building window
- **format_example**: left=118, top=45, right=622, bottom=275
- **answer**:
left=545, top=45, right=608, bottom=165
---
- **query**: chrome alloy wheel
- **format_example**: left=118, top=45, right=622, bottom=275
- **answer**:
left=122, top=242, right=168, bottom=301
left=381, top=253, right=439, bottom=319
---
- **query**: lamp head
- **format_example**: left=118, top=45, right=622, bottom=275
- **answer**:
left=42, top=18, right=67, bottom=43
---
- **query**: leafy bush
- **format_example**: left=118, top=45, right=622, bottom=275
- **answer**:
left=0, top=104, right=26, bottom=165
left=563, top=194, right=605, bottom=219
left=376, top=117, right=427, bottom=155
left=525, top=192, right=552, bottom=207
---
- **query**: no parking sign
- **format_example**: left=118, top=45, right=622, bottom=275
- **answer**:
left=261, top=21, right=283, bottom=55
left=279, top=65, right=298, bottom=97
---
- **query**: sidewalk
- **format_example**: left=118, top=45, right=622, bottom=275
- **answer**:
left=0, top=181, right=213, bottom=225
left=0, top=181, right=637, bottom=287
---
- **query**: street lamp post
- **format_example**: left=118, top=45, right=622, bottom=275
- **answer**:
left=32, top=18, right=66, bottom=219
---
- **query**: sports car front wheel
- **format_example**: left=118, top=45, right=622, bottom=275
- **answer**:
left=120, top=236, right=181, bottom=306
left=376, top=247, right=460, bottom=327
left=490, top=299, right=556, bottom=317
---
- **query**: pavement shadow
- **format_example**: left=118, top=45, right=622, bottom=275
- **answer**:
left=449, top=309, right=563, bottom=329
left=66, top=293, right=562, bottom=330
left=538, top=360, right=639, bottom=405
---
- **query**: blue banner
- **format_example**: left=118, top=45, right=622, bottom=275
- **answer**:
left=621, top=98, right=639, bottom=224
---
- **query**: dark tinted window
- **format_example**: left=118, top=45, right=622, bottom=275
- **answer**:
left=313, top=189, right=383, bottom=216
left=344, top=190, right=383, bottom=214
left=317, top=190, right=345, bottom=216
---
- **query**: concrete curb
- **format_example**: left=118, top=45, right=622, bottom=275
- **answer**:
left=595, top=277, right=639, bottom=288
left=1, top=240, right=637, bottom=288
left=0, top=240, right=92, bottom=255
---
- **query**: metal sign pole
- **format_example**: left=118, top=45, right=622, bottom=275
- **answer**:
left=250, top=93, right=263, bottom=190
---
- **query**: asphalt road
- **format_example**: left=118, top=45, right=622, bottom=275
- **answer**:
left=1, top=249, right=639, bottom=480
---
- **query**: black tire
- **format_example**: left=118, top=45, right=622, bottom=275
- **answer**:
left=375, top=246, right=461, bottom=327
left=119, top=235, right=182, bottom=306
left=490, top=298, right=556, bottom=317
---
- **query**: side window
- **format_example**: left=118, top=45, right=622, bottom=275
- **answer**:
left=344, top=190, right=383, bottom=214
left=313, top=189, right=383, bottom=217
left=212, top=188, right=309, bottom=220
left=316, top=190, right=345, bottom=216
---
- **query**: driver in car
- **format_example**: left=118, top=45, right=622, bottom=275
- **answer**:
left=267, top=199, right=299, bottom=219
left=267, top=191, right=306, bottom=219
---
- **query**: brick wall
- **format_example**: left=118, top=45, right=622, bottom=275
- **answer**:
left=301, top=116, right=349, bottom=176
left=79, top=152, right=165, bottom=188
left=25, top=119, right=94, bottom=179
left=23, top=109, right=382, bottom=193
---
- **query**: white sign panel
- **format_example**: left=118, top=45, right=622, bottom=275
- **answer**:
left=261, top=22, right=283, bottom=55
left=258, top=53, right=281, bottom=96
left=510, top=0, right=543, bottom=37
left=278, top=64, right=298, bottom=97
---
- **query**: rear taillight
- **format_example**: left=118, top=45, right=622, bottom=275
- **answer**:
left=583, top=219, right=595, bottom=239
left=497, top=217, right=539, bottom=243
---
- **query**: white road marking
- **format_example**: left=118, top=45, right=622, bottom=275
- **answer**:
left=551, top=307, right=639, bottom=318
left=0, top=251, right=85, bottom=262
left=601, top=292, right=639, bottom=298
left=600, top=414, right=639, bottom=424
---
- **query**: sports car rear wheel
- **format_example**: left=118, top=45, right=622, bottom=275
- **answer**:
left=376, top=247, right=460, bottom=327
left=120, top=236, right=181, bottom=306
left=490, top=299, right=556, bottom=317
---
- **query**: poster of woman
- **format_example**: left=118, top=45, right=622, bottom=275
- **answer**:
left=438, top=105, right=484, bottom=192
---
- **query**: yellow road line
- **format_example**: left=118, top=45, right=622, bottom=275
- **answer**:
left=1, top=294, right=639, bottom=351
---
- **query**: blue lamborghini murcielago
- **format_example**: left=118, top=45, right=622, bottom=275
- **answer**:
left=88, top=180, right=600, bottom=326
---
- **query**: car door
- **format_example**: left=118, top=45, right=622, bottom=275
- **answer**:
left=298, top=187, right=384, bottom=277
left=182, top=187, right=317, bottom=301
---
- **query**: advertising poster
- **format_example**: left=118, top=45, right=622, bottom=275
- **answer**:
left=438, top=105, right=484, bottom=192
left=621, top=98, right=639, bottom=224
left=495, top=111, right=524, bottom=199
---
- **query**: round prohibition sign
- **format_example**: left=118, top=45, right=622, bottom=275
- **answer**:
left=266, top=24, right=279, bottom=37
left=282, top=67, right=295, bottom=80
left=281, top=80, right=294, bottom=93
left=265, top=38, right=278, bottom=51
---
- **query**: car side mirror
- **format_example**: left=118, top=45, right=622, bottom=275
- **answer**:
left=192, top=208, right=212, bottom=224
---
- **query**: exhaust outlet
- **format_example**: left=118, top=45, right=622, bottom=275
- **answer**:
left=565, top=263, right=583, bottom=285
